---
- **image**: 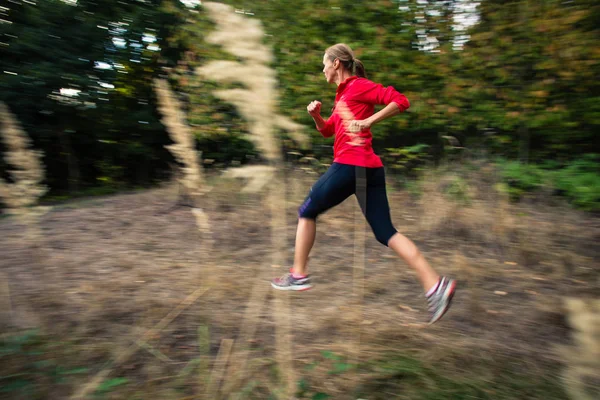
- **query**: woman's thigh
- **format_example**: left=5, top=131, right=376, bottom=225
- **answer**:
left=298, top=163, right=356, bottom=219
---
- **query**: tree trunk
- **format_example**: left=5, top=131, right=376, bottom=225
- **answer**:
left=58, top=129, right=80, bottom=193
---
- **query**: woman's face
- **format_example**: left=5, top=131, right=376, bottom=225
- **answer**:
left=322, top=53, right=337, bottom=84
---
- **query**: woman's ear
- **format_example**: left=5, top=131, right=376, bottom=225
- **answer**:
left=333, top=58, right=340, bottom=69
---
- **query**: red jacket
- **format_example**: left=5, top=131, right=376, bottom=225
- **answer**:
left=318, top=76, right=410, bottom=168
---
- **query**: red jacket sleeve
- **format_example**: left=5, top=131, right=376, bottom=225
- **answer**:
left=353, top=79, right=410, bottom=111
left=317, top=115, right=336, bottom=137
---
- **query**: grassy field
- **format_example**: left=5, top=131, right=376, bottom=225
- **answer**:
left=1, top=163, right=598, bottom=400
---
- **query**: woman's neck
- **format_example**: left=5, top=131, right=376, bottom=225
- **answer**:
left=335, top=70, right=353, bottom=86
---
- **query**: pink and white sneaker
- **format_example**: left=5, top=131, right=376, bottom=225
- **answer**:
left=271, top=270, right=312, bottom=291
left=427, top=277, right=456, bottom=324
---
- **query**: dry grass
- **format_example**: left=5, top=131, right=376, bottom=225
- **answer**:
left=560, top=297, right=600, bottom=400
left=193, top=6, right=311, bottom=397
left=0, top=164, right=597, bottom=399
left=0, top=102, right=50, bottom=249
left=154, top=78, right=206, bottom=202
left=196, top=2, right=307, bottom=163
left=0, top=102, right=48, bottom=209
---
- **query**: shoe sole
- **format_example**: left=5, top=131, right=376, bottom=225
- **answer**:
left=271, top=282, right=312, bottom=291
left=429, top=280, right=456, bottom=324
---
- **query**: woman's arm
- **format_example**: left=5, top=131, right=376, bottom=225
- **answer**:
left=348, top=102, right=400, bottom=132
left=312, top=113, right=327, bottom=131
left=367, top=102, right=401, bottom=126
left=308, top=100, right=335, bottom=137
left=348, top=80, right=410, bottom=133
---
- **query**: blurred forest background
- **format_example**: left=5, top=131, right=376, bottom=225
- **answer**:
left=1, top=0, right=598, bottom=209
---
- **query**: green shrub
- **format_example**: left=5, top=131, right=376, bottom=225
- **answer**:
left=497, top=155, right=600, bottom=211
left=384, top=144, right=431, bottom=177
left=551, top=155, right=600, bottom=211
left=498, top=160, right=545, bottom=200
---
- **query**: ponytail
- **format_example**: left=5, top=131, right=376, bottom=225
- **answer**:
left=353, top=58, right=367, bottom=78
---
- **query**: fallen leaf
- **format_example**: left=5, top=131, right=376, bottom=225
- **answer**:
left=398, top=305, right=417, bottom=312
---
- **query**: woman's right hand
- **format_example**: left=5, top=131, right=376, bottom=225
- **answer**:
left=307, top=100, right=322, bottom=118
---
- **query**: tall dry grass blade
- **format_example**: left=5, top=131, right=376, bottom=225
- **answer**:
left=560, top=297, right=600, bottom=400
left=350, top=168, right=367, bottom=366
left=273, top=293, right=295, bottom=398
left=221, top=282, right=270, bottom=395
left=70, top=286, right=210, bottom=400
left=268, top=174, right=288, bottom=269
left=154, top=78, right=214, bottom=248
left=221, top=165, right=275, bottom=194
left=0, top=273, right=12, bottom=328
left=191, top=207, right=213, bottom=255
left=197, top=2, right=307, bottom=163
left=135, top=339, right=174, bottom=363
left=198, top=4, right=301, bottom=397
left=154, top=77, right=214, bottom=269
left=455, top=252, right=485, bottom=324
left=274, top=114, right=308, bottom=150
left=269, top=173, right=295, bottom=398
left=197, top=324, right=210, bottom=390
left=205, top=338, right=234, bottom=399
left=0, top=102, right=48, bottom=209
left=0, top=102, right=50, bottom=245
left=154, top=79, right=206, bottom=201
left=142, top=287, right=210, bottom=336
left=176, top=359, right=201, bottom=383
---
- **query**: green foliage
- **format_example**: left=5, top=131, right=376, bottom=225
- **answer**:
left=295, top=350, right=355, bottom=399
left=94, top=377, right=129, bottom=397
left=295, top=350, right=567, bottom=400
left=384, top=144, right=431, bottom=176
left=497, top=156, right=600, bottom=210
left=498, top=160, right=545, bottom=200
left=551, top=155, right=600, bottom=211
left=196, top=135, right=260, bottom=167
left=320, top=350, right=355, bottom=375
left=357, top=353, right=567, bottom=400
left=404, top=178, right=424, bottom=199
left=444, top=176, right=472, bottom=205
left=296, top=377, right=332, bottom=400
left=0, top=330, right=89, bottom=399
left=454, top=0, right=600, bottom=159
left=1, top=0, right=598, bottom=209
left=0, top=0, right=190, bottom=194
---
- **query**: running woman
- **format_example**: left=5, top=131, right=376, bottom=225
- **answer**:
left=271, top=43, right=456, bottom=324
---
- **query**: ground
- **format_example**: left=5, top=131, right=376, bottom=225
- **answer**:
left=0, top=166, right=598, bottom=399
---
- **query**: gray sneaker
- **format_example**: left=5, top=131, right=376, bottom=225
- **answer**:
left=426, top=277, right=456, bottom=324
left=271, top=271, right=312, bottom=291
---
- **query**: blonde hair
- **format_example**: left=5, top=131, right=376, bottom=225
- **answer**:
left=325, top=43, right=367, bottom=78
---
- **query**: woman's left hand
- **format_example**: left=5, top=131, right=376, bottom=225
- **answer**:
left=347, top=119, right=371, bottom=133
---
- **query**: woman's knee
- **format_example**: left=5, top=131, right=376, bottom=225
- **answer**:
left=374, top=227, right=397, bottom=247
left=298, top=197, right=315, bottom=218
left=388, top=233, right=421, bottom=261
left=298, top=216, right=316, bottom=225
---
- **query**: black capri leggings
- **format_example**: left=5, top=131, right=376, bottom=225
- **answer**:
left=298, top=163, right=398, bottom=246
